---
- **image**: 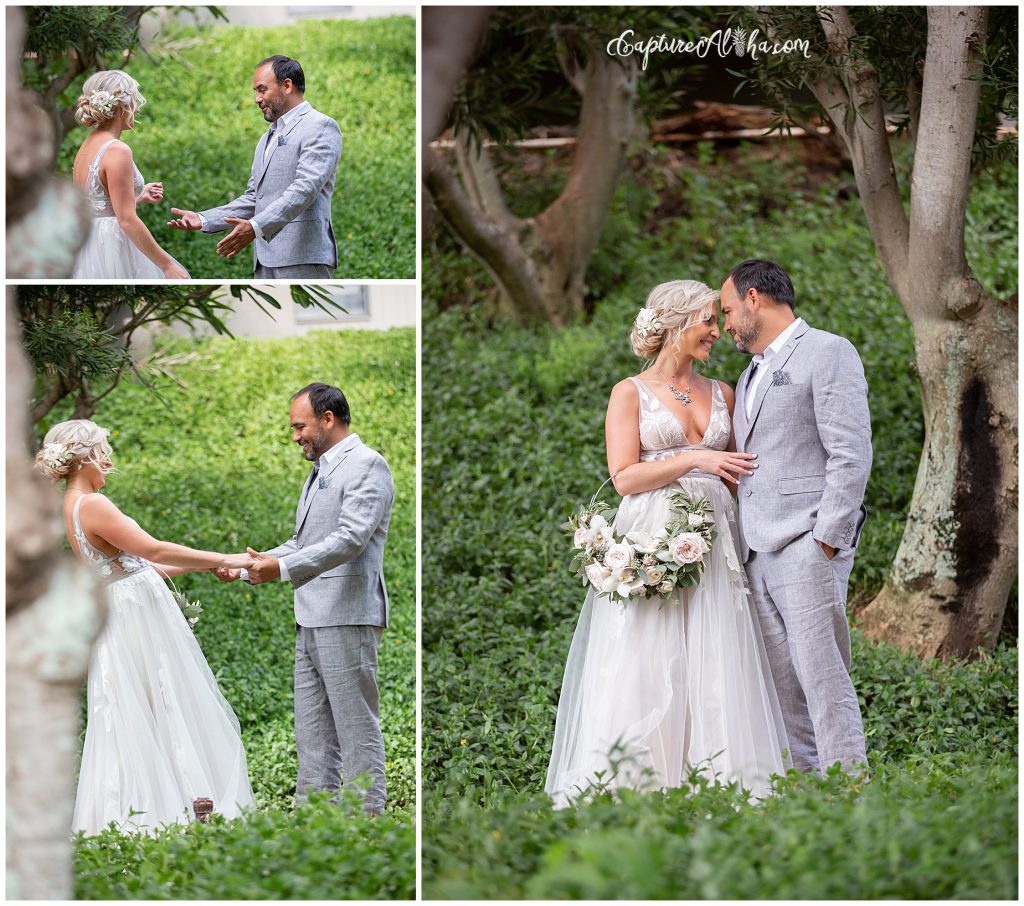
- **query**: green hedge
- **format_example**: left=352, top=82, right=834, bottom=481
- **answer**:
left=65, top=326, right=415, bottom=899
left=421, top=145, right=1018, bottom=897
left=58, top=15, right=415, bottom=279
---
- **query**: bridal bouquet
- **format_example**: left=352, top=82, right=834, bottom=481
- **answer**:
left=562, top=491, right=718, bottom=605
left=169, top=588, right=204, bottom=628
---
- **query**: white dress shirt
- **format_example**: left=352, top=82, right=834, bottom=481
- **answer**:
left=744, top=318, right=805, bottom=419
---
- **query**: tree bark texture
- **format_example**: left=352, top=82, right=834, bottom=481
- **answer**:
left=809, top=7, right=1016, bottom=658
left=426, top=41, right=637, bottom=324
left=6, top=7, right=89, bottom=278
left=6, top=301, right=107, bottom=899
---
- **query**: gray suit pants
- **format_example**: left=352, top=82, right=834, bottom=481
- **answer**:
left=294, top=624, right=386, bottom=814
left=745, top=530, right=867, bottom=775
left=254, top=262, right=334, bottom=279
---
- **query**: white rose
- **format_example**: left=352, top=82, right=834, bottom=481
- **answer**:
left=603, top=542, right=633, bottom=574
left=657, top=580, right=674, bottom=595
left=669, top=533, right=710, bottom=565
left=625, top=528, right=659, bottom=553
left=585, top=562, right=612, bottom=591
left=574, top=527, right=593, bottom=549
left=687, top=513, right=705, bottom=528
left=616, top=571, right=646, bottom=598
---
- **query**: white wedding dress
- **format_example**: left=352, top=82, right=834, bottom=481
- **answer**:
left=546, top=377, right=791, bottom=808
left=71, top=138, right=187, bottom=279
left=71, top=495, right=253, bottom=835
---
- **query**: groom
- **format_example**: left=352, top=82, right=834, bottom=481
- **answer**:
left=168, top=55, right=341, bottom=277
left=722, top=259, right=872, bottom=777
left=226, top=382, right=394, bottom=813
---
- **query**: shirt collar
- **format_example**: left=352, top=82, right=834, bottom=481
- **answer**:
left=269, top=100, right=309, bottom=135
left=752, top=318, right=805, bottom=366
left=316, top=433, right=358, bottom=468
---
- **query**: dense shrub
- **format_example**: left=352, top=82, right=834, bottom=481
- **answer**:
left=59, top=15, right=415, bottom=279
left=60, top=326, right=415, bottom=898
left=421, top=145, right=1018, bottom=898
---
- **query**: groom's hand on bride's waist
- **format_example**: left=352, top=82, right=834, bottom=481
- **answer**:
left=245, top=547, right=281, bottom=584
left=217, top=218, right=256, bottom=259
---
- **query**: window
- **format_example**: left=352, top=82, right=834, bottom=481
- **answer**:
left=294, top=286, right=369, bottom=323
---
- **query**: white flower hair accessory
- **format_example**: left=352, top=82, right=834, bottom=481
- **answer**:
left=89, top=89, right=127, bottom=117
left=42, top=442, right=76, bottom=471
left=635, top=308, right=663, bottom=339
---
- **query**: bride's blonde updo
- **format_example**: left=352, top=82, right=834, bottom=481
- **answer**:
left=35, top=419, right=113, bottom=483
left=629, top=279, right=719, bottom=359
left=74, top=70, right=146, bottom=128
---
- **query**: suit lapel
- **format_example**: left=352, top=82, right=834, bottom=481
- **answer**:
left=256, top=104, right=310, bottom=189
left=294, top=434, right=361, bottom=533
left=740, top=322, right=809, bottom=445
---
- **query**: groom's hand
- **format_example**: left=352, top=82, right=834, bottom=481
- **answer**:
left=817, top=540, right=837, bottom=560
left=167, top=208, right=202, bottom=230
left=213, top=567, right=242, bottom=583
left=217, top=218, right=256, bottom=259
left=246, top=547, right=281, bottom=584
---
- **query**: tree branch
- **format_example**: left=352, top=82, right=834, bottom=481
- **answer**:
left=815, top=6, right=910, bottom=302
left=453, top=125, right=516, bottom=226
left=908, top=6, right=988, bottom=317
left=29, top=377, right=69, bottom=425
left=425, top=146, right=549, bottom=322
left=541, top=44, right=637, bottom=266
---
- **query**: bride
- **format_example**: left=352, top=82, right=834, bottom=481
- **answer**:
left=71, top=71, right=189, bottom=279
left=36, top=419, right=254, bottom=835
left=546, top=280, right=791, bottom=808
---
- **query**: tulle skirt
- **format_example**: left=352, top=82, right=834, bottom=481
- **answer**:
left=71, top=216, right=186, bottom=279
left=72, top=568, right=253, bottom=835
left=545, top=472, right=791, bottom=808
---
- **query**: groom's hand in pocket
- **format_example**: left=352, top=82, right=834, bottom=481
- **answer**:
left=246, top=547, right=281, bottom=584
left=167, top=208, right=202, bottom=230
left=217, top=218, right=256, bottom=259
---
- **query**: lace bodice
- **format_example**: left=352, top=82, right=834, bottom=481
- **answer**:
left=81, top=139, right=144, bottom=217
left=629, top=377, right=731, bottom=462
left=72, top=494, right=152, bottom=583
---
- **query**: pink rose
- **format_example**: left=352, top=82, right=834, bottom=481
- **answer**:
left=603, top=542, right=633, bottom=574
left=669, top=533, right=709, bottom=566
left=585, top=562, right=611, bottom=591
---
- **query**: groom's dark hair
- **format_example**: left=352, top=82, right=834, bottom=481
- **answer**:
left=728, top=259, right=795, bottom=309
left=259, top=55, right=305, bottom=94
left=294, top=382, right=350, bottom=426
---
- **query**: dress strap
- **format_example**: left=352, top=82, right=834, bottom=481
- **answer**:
left=89, top=139, right=119, bottom=172
left=72, top=494, right=118, bottom=565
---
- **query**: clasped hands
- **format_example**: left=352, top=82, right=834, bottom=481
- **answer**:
left=167, top=207, right=255, bottom=259
left=213, top=548, right=280, bottom=585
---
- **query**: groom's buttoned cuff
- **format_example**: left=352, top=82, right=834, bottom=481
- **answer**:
left=278, top=558, right=291, bottom=582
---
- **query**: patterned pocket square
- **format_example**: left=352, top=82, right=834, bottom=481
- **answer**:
left=277, top=134, right=288, bottom=147
left=318, top=476, right=331, bottom=490
left=771, top=370, right=792, bottom=386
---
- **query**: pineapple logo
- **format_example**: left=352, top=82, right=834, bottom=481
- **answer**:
left=732, top=28, right=747, bottom=57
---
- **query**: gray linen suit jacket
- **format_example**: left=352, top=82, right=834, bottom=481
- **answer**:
left=200, top=102, right=341, bottom=270
left=266, top=434, right=394, bottom=628
left=733, top=322, right=872, bottom=562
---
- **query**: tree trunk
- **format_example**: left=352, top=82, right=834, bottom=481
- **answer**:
left=6, top=300, right=107, bottom=900
left=858, top=299, right=1017, bottom=658
left=426, top=40, right=637, bottom=325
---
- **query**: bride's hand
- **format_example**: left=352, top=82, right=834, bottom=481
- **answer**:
left=687, top=450, right=758, bottom=486
left=222, top=552, right=256, bottom=570
left=137, top=182, right=164, bottom=204
left=162, top=261, right=189, bottom=280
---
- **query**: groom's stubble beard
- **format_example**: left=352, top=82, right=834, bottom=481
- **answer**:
left=731, top=311, right=761, bottom=355
left=304, top=426, right=333, bottom=462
